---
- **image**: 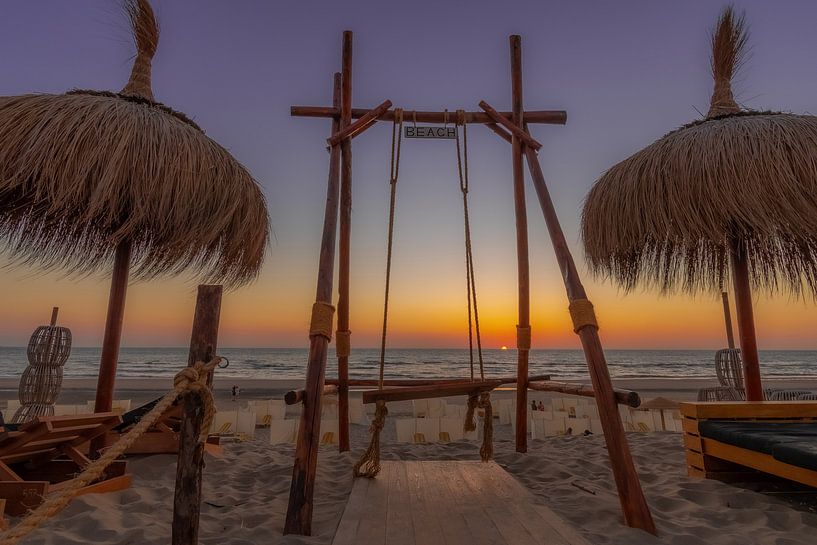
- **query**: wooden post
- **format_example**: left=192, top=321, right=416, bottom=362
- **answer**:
left=337, top=30, right=353, bottom=454
left=721, top=291, right=736, bottom=350
left=172, top=285, right=222, bottom=545
left=91, top=238, right=132, bottom=456
left=729, top=238, right=763, bottom=400
left=510, top=35, right=530, bottom=454
left=522, top=142, right=657, bottom=534
left=284, top=72, right=343, bottom=536
left=49, top=307, right=59, bottom=327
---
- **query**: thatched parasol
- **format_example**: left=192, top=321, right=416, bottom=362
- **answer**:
left=581, top=7, right=817, bottom=401
left=0, top=0, right=268, bottom=414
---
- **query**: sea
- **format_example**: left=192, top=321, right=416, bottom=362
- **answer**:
left=0, top=347, right=815, bottom=381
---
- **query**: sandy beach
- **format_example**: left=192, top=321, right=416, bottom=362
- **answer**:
left=5, top=378, right=817, bottom=544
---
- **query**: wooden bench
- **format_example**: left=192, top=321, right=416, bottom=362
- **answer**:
left=0, top=414, right=131, bottom=516
left=681, top=401, right=817, bottom=486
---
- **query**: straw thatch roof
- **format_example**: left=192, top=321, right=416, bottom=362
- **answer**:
left=0, top=0, right=268, bottom=287
left=581, top=7, right=817, bottom=297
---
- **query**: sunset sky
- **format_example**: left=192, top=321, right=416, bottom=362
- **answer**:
left=2, top=0, right=817, bottom=350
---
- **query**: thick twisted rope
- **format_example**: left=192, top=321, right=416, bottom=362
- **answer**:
left=354, top=111, right=403, bottom=480
left=455, top=112, right=484, bottom=382
left=477, top=392, right=493, bottom=461
left=353, top=400, right=388, bottom=478
left=0, top=358, right=221, bottom=545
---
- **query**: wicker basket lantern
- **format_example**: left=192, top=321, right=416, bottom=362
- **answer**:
left=12, top=307, right=72, bottom=423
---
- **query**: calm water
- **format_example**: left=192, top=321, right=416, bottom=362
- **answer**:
left=0, top=347, right=815, bottom=380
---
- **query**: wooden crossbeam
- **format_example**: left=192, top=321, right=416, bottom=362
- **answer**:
left=325, top=373, right=550, bottom=388
left=292, top=106, right=567, bottom=125
left=327, top=100, right=392, bottom=146
left=479, top=100, right=542, bottom=150
left=285, top=384, right=339, bottom=405
left=528, top=380, right=641, bottom=408
left=361, top=380, right=502, bottom=404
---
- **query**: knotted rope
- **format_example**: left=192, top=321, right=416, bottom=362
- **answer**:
left=463, top=392, right=478, bottom=433
left=352, top=400, right=388, bottom=478
left=353, top=111, right=403, bottom=479
left=477, top=392, right=493, bottom=462
left=0, top=358, right=221, bottom=545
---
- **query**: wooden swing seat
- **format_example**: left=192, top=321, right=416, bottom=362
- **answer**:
left=361, top=379, right=502, bottom=404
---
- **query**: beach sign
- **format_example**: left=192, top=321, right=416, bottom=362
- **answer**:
left=405, top=125, right=456, bottom=139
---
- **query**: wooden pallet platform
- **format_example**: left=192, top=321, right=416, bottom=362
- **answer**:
left=332, top=461, right=590, bottom=545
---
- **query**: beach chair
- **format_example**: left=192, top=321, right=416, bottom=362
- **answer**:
left=530, top=418, right=546, bottom=439
left=235, top=411, right=257, bottom=440
left=630, top=411, right=655, bottom=432
left=440, top=417, right=464, bottom=441
left=427, top=399, right=446, bottom=418
left=269, top=419, right=297, bottom=444
left=321, top=419, right=339, bottom=445
left=551, top=397, right=565, bottom=412
left=0, top=414, right=131, bottom=516
left=767, top=390, right=814, bottom=401
left=250, top=400, right=271, bottom=425
left=395, top=418, right=416, bottom=443
left=589, top=418, right=603, bottom=434
left=498, top=399, right=513, bottom=424
left=563, top=398, right=579, bottom=418
left=349, top=397, right=367, bottom=425
left=211, top=410, right=238, bottom=436
left=270, top=398, right=286, bottom=420
left=543, top=417, right=566, bottom=436
left=412, top=399, right=429, bottom=418
left=681, top=401, right=817, bottom=487
left=416, top=418, right=440, bottom=443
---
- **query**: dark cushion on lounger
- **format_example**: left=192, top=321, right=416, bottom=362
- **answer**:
left=699, top=421, right=817, bottom=471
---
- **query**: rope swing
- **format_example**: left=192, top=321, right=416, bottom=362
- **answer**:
left=353, top=109, right=493, bottom=478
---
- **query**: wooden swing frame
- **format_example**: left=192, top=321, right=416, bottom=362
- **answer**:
left=284, top=32, right=656, bottom=537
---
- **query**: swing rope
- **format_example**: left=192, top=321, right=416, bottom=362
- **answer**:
left=354, top=109, right=403, bottom=479
left=354, top=109, right=492, bottom=478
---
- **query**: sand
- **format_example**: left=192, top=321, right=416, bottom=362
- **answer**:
left=8, top=379, right=817, bottom=544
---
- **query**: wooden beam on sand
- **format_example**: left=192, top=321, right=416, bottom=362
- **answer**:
left=291, top=106, right=567, bottom=125
left=362, top=380, right=503, bottom=404
left=284, top=385, right=339, bottom=406
left=324, top=373, right=551, bottom=388
left=284, top=70, right=344, bottom=537
left=172, top=284, right=222, bottom=545
left=528, top=381, right=641, bottom=408
left=327, top=99, right=391, bottom=146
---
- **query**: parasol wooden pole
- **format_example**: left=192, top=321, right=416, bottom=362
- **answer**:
left=91, top=238, right=132, bottom=456
left=284, top=72, right=343, bottom=536
left=721, top=291, right=736, bottom=350
left=172, top=284, right=222, bottom=545
left=509, top=35, right=530, bottom=454
left=49, top=307, right=59, bottom=327
left=337, top=30, right=353, bottom=454
left=729, top=238, right=763, bottom=400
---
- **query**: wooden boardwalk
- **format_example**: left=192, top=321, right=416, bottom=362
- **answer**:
left=332, top=461, right=590, bottom=545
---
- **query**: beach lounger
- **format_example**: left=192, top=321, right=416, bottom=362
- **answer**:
left=543, top=417, right=566, bottom=436
left=269, top=419, right=297, bottom=444
left=681, top=401, right=817, bottom=487
left=211, top=410, right=238, bottom=436
left=498, top=399, right=513, bottom=424
left=427, top=399, right=446, bottom=418
left=439, top=417, right=464, bottom=441
left=0, top=414, right=131, bottom=516
left=235, top=411, right=257, bottom=440
left=412, top=399, right=429, bottom=418
left=395, top=418, right=416, bottom=443
left=416, top=418, right=440, bottom=443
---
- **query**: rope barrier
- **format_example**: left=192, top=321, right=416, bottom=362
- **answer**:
left=0, top=358, right=222, bottom=545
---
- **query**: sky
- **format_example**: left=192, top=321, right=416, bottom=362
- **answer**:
left=2, top=0, right=817, bottom=350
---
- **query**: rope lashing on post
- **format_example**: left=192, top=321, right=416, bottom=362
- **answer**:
left=309, top=301, right=335, bottom=340
left=516, top=325, right=532, bottom=350
left=568, top=299, right=598, bottom=333
left=0, top=358, right=222, bottom=545
left=353, top=109, right=403, bottom=478
left=352, top=399, right=388, bottom=478
left=335, top=329, right=351, bottom=358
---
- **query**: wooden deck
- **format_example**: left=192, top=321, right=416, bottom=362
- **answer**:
left=332, top=461, right=590, bottom=545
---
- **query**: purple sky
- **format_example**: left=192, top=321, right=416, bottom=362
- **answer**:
left=2, top=1, right=817, bottom=349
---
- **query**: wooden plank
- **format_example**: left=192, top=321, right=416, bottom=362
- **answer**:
left=331, top=473, right=371, bottom=544
left=327, top=100, right=392, bottom=146
left=451, top=462, right=525, bottom=545
left=701, top=437, right=817, bottom=488
left=0, top=481, right=48, bottom=517
left=326, top=374, right=550, bottom=387
left=291, top=106, right=568, bottom=126
left=403, top=461, right=445, bottom=545
left=680, top=401, right=817, bottom=420
left=479, top=100, right=542, bottom=150
left=351, top=461, right=390, bottom=545
left=417, top=462, right=474, bottom=545
left=362, top=380, right=501, bottom=404
left=384, top=461, right=414, bottom=545
left=0, top=461, right=21, bottom=482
